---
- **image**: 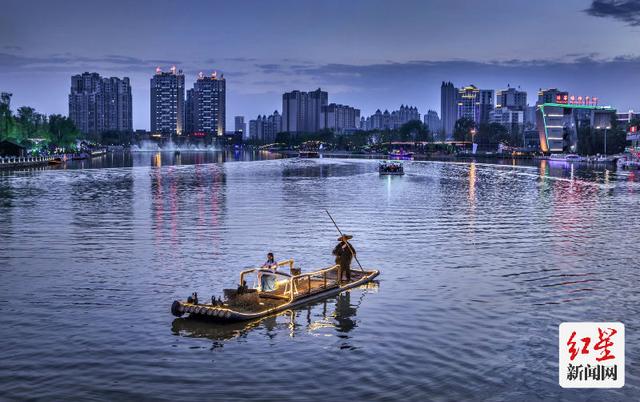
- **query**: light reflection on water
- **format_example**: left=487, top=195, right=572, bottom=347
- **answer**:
left=0, top=152, right=639, bottom=401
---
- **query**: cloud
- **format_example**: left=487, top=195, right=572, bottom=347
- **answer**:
left=224, top=57, right=257, bottom=62
left=585, top=0, right=640, bottom=25
left=0, top=52, right=186, bottom=73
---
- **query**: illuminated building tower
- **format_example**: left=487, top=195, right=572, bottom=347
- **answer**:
left=440, top=81, right=458, bottom=140
left=456, top=85, right=494, bottom=125
left=150, top=66, right=185, bottom=135
left=186, top=71, right=226, bottom=137
left=457, top=85, right=480, bottom=122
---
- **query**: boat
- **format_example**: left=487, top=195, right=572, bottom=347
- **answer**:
left=298, top=150, right=320, bottom=158
left=618, top=157, right=640, bottom=169
left=170, top=259, right=379, bottom=322
left=379, top=160, right=404, bottom=175
left=91, top=149, right=107, bottom=157
left=549, top=153, right=582, bottom=162
left=388, top=149, right=413, bottom=160
left=48, top=157, right=64, bottom=165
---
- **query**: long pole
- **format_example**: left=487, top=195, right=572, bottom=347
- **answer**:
left=324, top=209, right=364, bottom=272
left=604, top=128, right=607, bottom=155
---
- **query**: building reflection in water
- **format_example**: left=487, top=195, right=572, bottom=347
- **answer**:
left=150, top=162, right=226, bottom=254
left=170, top=282, right=379, bottom=346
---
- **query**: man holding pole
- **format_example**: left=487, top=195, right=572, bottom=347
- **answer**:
left=332, top=234, right=356, bottom=284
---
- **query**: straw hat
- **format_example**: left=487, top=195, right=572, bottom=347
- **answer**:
left=337, top=234, right=353, bottom=241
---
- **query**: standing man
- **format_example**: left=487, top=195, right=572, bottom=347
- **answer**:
left=332, top=234, right=356, bottom=284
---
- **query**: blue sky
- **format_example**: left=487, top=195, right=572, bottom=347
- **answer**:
left=2, top=0, right=640, bottom=129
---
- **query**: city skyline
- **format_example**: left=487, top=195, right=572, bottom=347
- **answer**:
left=3, top=0, right=640, bottom=130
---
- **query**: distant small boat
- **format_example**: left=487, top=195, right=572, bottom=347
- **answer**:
left=549, top=153, right=582, bottom=162
left=174, top=150, right=181, bottom=156
left=298, top=151, right=319, bottom=158
left=48, top=157, right=64, bottom=165
left=379, top=160, right=404, bottom=175
left=388, top=150, right=413, bottom=160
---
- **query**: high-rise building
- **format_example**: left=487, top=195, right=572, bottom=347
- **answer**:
left=479, top=89, right=494, bottom=124
left=456, top=85, right=493, bottom=125
left=496, top=87, right=527, bottom=110
left=234, top=116, right=246, bottom=139
left=424, top=110, right=441, bottom=132
left=537, top=88, right=568, bottom=105
left=394, top=105, right=421, bottom=127
left=440, top=81, right=458, bottom=140
left=282, top=88, right=328, bottom=134
left=361, top=105, right=420, bottom=131
left=249, top=111, right=282, bottom=143
left=457, top=85, right=480, bottom=123
left=524, top=105, right=537, bottom=130
left=150, top=66, right=185, bottom=135
left=184, top=71, right=226, bottom=137
left=185, top=88, right=195, bottom=135
left=69, top=72, right=132, bottom=136
left=320, top=103, right=361, bottom=133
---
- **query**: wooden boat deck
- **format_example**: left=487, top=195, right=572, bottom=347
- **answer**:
left=171, top=262, right=378, bottom=321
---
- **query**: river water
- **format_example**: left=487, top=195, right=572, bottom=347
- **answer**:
left=1, top=151, right=639, bottom=401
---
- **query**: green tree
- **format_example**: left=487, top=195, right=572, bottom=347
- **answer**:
left=488, top=123, right=510, bottom=146
left=399, top=120, right=431, bottom=142
left=453, top=117, right=476, bottom=142
left=17, top=106, right=37, bottom=139
left=0, top=94, right=15, bottom=141
left=600, top=118, right=628, bottom=155
left=48, top=114, right=80, bottom=147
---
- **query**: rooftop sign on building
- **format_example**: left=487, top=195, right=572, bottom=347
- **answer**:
left=555, top=94, right=599, bottom=106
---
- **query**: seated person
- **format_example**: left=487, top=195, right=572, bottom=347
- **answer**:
left=259, top=252, right=278, bottom=291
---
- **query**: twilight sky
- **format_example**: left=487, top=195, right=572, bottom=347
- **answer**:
left=2, top=0, right=640, bottom=130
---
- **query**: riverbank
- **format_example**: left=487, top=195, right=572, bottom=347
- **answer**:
left=0, top=156, right=56, bottom=170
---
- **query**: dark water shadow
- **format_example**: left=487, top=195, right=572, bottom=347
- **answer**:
left=170, top=282, right=379, bottom=344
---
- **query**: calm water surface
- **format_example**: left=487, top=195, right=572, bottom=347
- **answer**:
left=1, top=152, right=639, bottom=401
